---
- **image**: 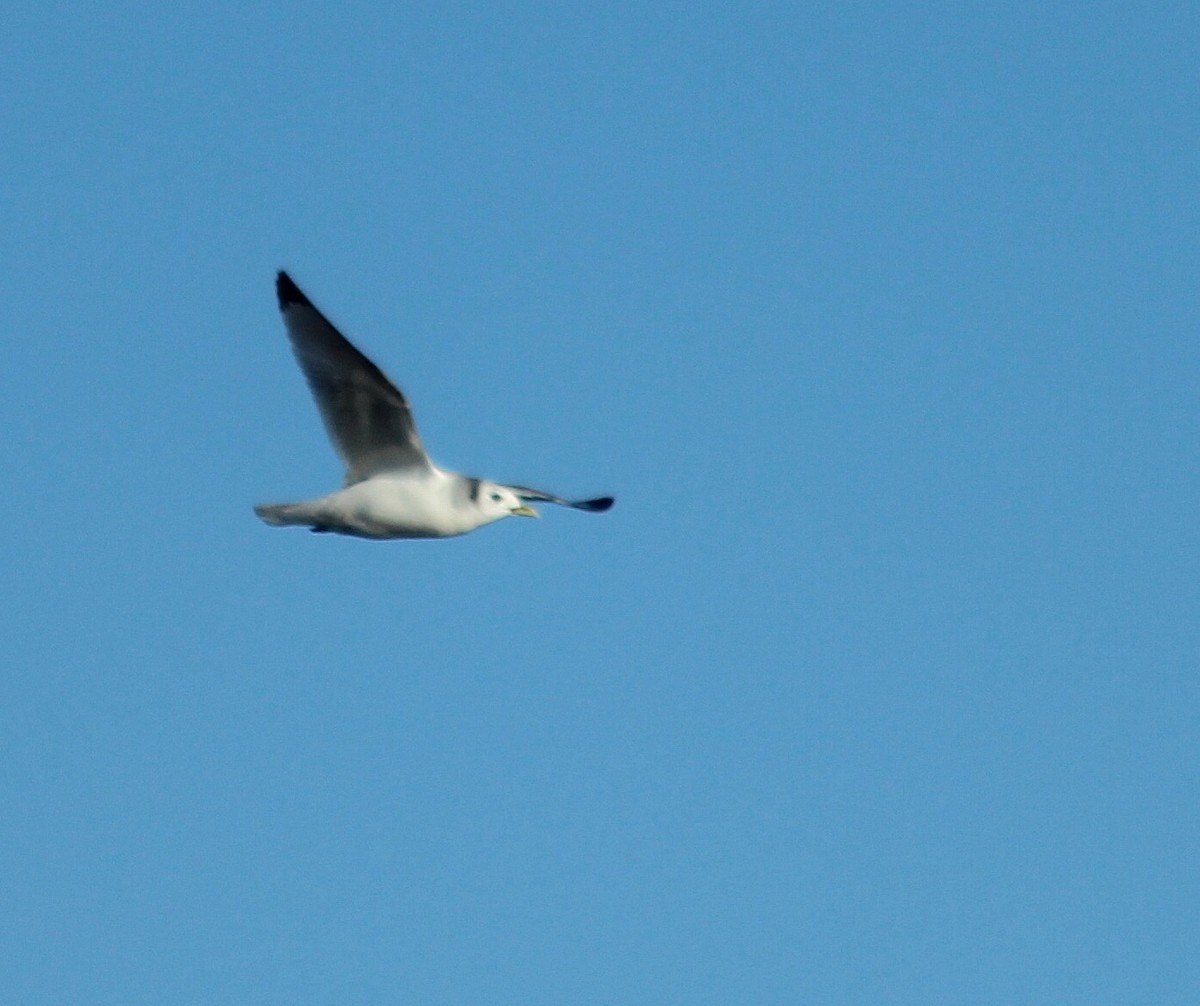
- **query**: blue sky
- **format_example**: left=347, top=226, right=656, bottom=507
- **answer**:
left=2, top=3, right=1198, bottom=1003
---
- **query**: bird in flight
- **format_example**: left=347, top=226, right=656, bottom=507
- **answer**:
left=255, top=272, right=614, bottom=539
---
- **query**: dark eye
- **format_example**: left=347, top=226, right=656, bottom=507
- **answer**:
left=490, top=492, right=502, bottom=502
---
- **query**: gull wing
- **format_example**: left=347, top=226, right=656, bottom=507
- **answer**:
left=276, top=272, right=433, bottom=483
left=506, top=484, right=615, bottom=512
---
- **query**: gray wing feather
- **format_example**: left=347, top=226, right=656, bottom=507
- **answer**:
left=276, top=272, right=432, bottom=482
left=506, top=484, right=615, bottom=512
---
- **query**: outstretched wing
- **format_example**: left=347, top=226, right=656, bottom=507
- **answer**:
left=276, top=272, right=433, bottom=483
left=505, top=484, right=615, bottom=513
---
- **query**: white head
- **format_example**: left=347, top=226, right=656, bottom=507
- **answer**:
left=469, top=479, right=539, bottom=525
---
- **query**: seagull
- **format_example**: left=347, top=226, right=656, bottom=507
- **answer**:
left=255, top=272, right=614, bottom=540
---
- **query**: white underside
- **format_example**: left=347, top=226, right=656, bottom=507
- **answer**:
left=257, top=470, right=501, bottom=539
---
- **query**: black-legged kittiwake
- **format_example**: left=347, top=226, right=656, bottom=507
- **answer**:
left=255, top=272, right=614, bottom=540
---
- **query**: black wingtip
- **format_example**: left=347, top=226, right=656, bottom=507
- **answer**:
left=576, top=496, right=615, bottom=513
left=276, top=271, right=312, bottom=310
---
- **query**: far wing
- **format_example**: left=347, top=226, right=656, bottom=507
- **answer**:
left=276, top=272, right=432, bottom=482
left=506, top=484, right=615, bottom=512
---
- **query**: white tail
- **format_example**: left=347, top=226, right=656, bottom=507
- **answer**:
left=254, top=502, right=302, bottom=527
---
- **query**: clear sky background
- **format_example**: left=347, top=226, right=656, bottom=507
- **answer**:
left=2, top=3, right=1198, bottom=1003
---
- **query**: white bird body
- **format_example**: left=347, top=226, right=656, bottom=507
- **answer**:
left=255, top=272, right=613, bottom=540
left=258, top=470, right=518, bottom=540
